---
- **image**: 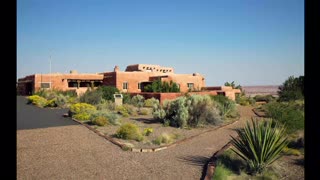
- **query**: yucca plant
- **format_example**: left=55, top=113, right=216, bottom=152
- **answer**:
left=230, top=118, right=288, bottom=175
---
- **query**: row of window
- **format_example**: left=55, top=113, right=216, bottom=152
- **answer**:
left=142, top=66, right=172, bottom=72
left=122, top=82, right=193, bottom=90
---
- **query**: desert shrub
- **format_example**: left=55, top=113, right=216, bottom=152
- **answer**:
left=153, top=133, right=174, bottom=145
left=153, top=133, right=179, bottom=145
left=152, top=102, right=166, bottom=120
left=139, top=108, right=149, bottom=115
left=67, top=96, right=79, bottom=104
left=143, top=128, right=153, bottom=136
left=91, top=110, right=120, bottom=125
left=96, top=99, right=115, bottom=111
left=55, top=94, right=69, bottom=108
left=282, top=147, right=301, bottom=156
left=69, top=103, right=96, bottom=117
left=144, top=97, right=159, bottom=107
left=43, top=90, right=58, bottom=100
left=278, top=76, right=304, bottom=102
left=115, top=123, right=143, bottom=142
left=164, top=96, right=189, bottom=128
left=97, top=86, right=120, bottom=101
left=186, top=95, right=222, bottom=127
left=236, top=95, right=255, bottom=106
left=152, top=95, right=222, bottom=128
left=213, top=163, right=233, bottom=180
left=231, top=119, right=288, bottom=175
left=73, top=113, right=91, bottom=121
left=92, top=116, right=108, bottom=126
left=27, top=95, right=47, bottom=107
left=34, top=89, right=48, bottom=98
left=122, top=93, right=132, bottom=104
left=79, top=89, right=103, bottom=105
left=131, top=95, right=145, bottom=110
left=58, top=90, right=77, bottom=97
left=45, top=99, right=57, bottom=107
left=254, top=95, right=276, bottom=103
left=211, top=95, right=237, bottom=118
left=264, top=101, right=304, bottom=134
left=116, top=104, right=137, bottom=117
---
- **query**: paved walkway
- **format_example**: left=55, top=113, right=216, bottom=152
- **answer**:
left=17, top=96, right=257, bottom=180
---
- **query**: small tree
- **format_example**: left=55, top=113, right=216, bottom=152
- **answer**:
left=278, top=76, right=304, bottom=101
left=97, top=86, right=120, bottom=101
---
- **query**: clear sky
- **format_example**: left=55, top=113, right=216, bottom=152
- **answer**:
left=17, top=0, right=304, bottom=86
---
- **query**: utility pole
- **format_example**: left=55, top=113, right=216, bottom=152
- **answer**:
left=50, top=54, right=52, bottom=89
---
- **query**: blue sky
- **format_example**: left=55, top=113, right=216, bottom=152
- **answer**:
left=17, top=0, right=304, bottom=86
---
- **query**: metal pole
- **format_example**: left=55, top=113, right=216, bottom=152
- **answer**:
left=50, top=54, right=52, bottom=89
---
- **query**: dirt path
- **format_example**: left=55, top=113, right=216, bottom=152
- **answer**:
left=17, top=97, right=257, bottom=180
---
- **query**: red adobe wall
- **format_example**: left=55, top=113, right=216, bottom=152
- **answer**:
left=130, top=91, right=219, bottom=104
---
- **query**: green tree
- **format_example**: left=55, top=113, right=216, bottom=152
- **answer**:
left=224, top=81, right=242, bottom=90
left=278, top=76, right=304, bottom=101
left=143, top=80, right=180, bottom=93
left=97, top=86, right=120, bottom=101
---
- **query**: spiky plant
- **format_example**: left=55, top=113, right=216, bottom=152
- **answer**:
left=230, top=118, right=288, bottom=175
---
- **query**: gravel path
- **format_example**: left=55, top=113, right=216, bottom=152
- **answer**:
left=17, top=96, right=256, bottom=180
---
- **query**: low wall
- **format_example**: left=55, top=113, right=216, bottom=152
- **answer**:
left=130, top=91, right=219, bottom=104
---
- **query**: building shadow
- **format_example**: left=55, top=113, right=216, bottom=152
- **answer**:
left=177, top=155, right=210, bottom=180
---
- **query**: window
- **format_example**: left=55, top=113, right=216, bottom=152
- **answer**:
left=187, top=83, right=194, bottom=89
left=40, top=82, right=51, bottom=89
left=123, top=82, right=128, bottom=89
left=68, top=82, right=78, bottom=87
left=138, top=82, right=141, bottom=89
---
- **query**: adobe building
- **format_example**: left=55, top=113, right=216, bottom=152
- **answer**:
left=17, top=70, right=104, bottom=95
left=17, top=64, right=240, bottom=100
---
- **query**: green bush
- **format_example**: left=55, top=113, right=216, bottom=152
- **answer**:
left=115, top=104, right=138, bottom=117
left=73, top=113, right=91, bottom=121
left=122, top=93, right=132, bottom=104
left=236, top=95, right=255, bottom=106
left=212, top=164, right=233, bottom=180
left=34, top=89, right=48, bottom=98
left=144, top=97, right=159, bottom=107
left=45, top=99, right=57, bottom=107
left=143, top=80, right=180, bottom=92
left=97, top=86, right=120, bottom=101
left=96, top=99, right=115, bottom=111
left=79, top=89, right=103, bottom=105
left=55, top=94, right=69, bottom=108
left=231, top=119, right=288, bottom=175
left=186, top=95, right=222, bottom=127
left=91, top=110, right=120, bottom=125
left=139, top=108, right=149, bottom=115
left=152, top=95, right=222, bottom=128
left=282, top=147, right=301, bottom=156
left=131, top=95, right=145, bottom=110
left=143, top=128, right=153, bottom=136
left=69, top=103, right=96, bottom=117
left=264, top=101, right=304, bottom=134
left=152, top=133, right=177, bottom=145
left=92, top=116, right=108, bottom=126
left=115, top=123, right=143, bottom=141
left=278, top=76, right=304, bottom=102
left=27, top=95, right=48, bottom=107
left=211, top=95, right=237, bottom=118
left=254, top=95, right=276, bottom=103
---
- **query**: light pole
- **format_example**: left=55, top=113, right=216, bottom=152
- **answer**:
left=50, top=54, right=52, bottom=89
